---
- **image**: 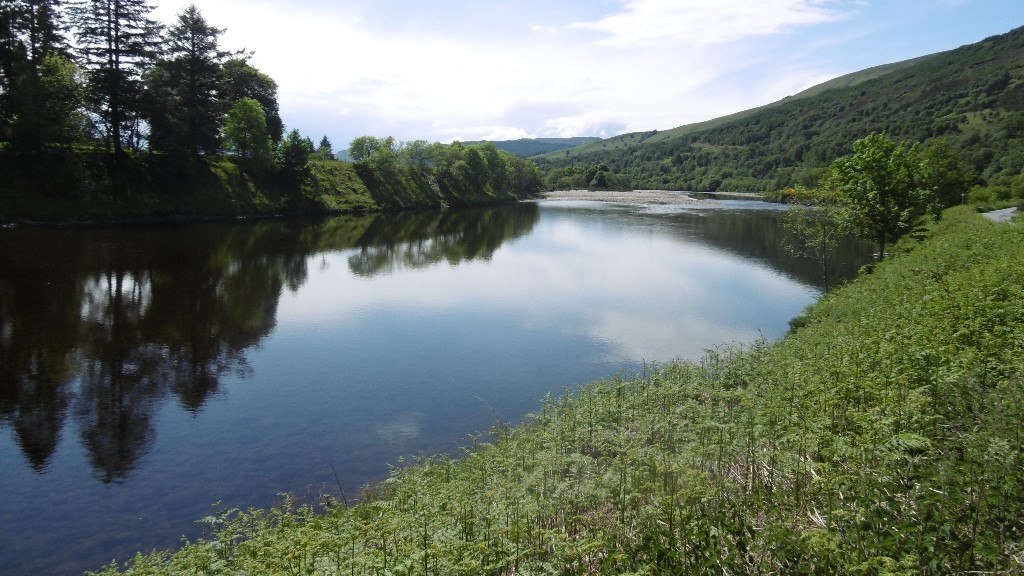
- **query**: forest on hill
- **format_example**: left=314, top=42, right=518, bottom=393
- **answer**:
left=537, top=26, right=1024, bottom=201
left=465, top=137, right=602, bottom=158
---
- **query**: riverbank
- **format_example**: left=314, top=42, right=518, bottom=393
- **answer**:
left=539, top=189, right=764, bottom=205
left=93, top=206, right=1024, bottom=575
left=1, top=145, right=542, bottom=225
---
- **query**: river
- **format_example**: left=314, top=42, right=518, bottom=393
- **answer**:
left=0, top=198, right=870, bottom=575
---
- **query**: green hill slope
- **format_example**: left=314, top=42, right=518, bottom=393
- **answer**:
left=539, top=26, right=1024, bottom=195
left=464, top=137, right=602, bottom=157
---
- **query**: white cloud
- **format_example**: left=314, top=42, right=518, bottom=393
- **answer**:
left=570, top=0, right=848, bottom=47
left=145, top=0, right=1021, bottom=147
left=151, top=0, right=847, bottom=144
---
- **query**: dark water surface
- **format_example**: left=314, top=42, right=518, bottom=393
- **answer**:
left=0, top=199, right=870, bottom=575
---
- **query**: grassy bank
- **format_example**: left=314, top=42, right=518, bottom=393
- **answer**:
left=0, top=150, right=380, bottom=223
left=92, top=207, right=1023, bottom=575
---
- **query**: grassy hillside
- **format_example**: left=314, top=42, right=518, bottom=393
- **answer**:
left=538, top=26, right=1024, bottom=197
left=94, top=207, right=1024, bottom=575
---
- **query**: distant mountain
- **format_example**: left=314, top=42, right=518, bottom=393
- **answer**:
left=537, top=26, right=1024, bottom=194
left=465, top=137, right=603, bottom=157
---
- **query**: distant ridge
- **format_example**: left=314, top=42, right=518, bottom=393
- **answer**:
left=536, top=26, right=1024, bottom=195
left=464, top=137, right=603, bottom=157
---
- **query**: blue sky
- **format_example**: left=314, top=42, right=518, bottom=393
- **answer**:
left=151, top=0, right=1024, bottom=149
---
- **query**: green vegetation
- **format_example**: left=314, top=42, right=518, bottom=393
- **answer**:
left=91, top=207, right=1023, bottom=574
left=0, top=2, right=542, bottom=223
left=462, top=137, right=603, bottom=158
left=536, top=26, right=1024, bottom=200
left=349, top=137, right=543, bottom=209
left=823, top=133, right=942, bottom=260
left=780, top=186, right=852, bottom=291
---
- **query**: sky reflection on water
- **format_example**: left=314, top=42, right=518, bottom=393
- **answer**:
left=0, top=200, right=868, bottom=575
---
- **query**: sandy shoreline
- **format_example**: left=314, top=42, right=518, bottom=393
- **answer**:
left=538, top=189, right=763, bottom=206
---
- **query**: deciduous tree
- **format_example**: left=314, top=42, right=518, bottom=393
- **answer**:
left=223, top=96, right=271, bottom=166
left=781, top=186, right=851, bottom=291
left=823, top=132, right=939, bottom=260
left=220, top=57, right=282, bottom=144
left=920, top=136, right=970, bottom=208
left=9, top=52, right=83, bottom=152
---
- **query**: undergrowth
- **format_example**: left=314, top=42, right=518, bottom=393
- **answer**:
left=92, top=207, right=1024, bottom=575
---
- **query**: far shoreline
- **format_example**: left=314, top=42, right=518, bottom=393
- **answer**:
left=538, top=189, right=765, bottom=205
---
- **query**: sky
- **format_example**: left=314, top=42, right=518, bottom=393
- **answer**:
left=149, top=0, right=1024, bottom=150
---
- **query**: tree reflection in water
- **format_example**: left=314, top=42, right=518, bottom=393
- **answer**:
left=0, top=204, right=540, bottom=481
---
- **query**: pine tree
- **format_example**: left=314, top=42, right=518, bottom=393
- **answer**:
left=146, top=4, right=230, bottom=156
left=69, top=0, right=160, bottom=154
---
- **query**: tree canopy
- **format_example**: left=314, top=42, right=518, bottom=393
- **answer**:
left=823, top=132, right=940, bottom=260
left=349, top=136, right=543, bottom=208
left=2, top=1, right=283, bottom=161
left=224, top=97, right=271, bottom=166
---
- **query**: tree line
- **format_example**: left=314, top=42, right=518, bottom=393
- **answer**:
left=0, top=0, right=313, bottom=161
left=348, top=136, right=543, bottom=208
left=1, top=1, right=546, bottom=220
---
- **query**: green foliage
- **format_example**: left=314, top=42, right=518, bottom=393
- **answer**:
left=276, top=128, right=313, bottom=180
left=920, top=136, right=971, bottom=208
left=89, top=208, right=1024, bottom=575
left=69, top=0, right=162, bottom=153
left=219, top=57, right=283, bottom=145
left=824, top=132, right=939, bottom=260
left=350, top=136, right=544, bottom=209
left=461, top=136, right=603, bottom=157
left=537, top=26, right=1024, bottom=195
left=544, top=161, right=631, bottom=191
left=223, top=97, right=272, bottom=167
left=301, top=160, right=376, bottom=213
left=780, top=186, right=853, bottom=290
left=9, top=54, right=85, bottom=153
left=145, top=4, right=231, bottom=156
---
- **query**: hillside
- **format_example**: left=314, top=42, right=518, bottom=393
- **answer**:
left=538, top=26, right=1024, bottom=196
left=464, top=136, right=602, bottom=157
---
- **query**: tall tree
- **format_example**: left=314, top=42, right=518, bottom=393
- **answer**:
left=314, top=134, right=333, bottom=159
left=823, top=132, right=939, bottom=260
left=9, top=52, right=83, bottom=152
left=69, top=0, right=160, bottom=154
left=1, top=0, right=69, bottom=142
left=23, top=0, right=68, bottom=65
left=920, top=136, right=970, bottom=208
left=220, top=57, right=282, bottom=144
left=223, top=96, right=271, bottom=167
left=277, top=128, right=312, bottom=181
left=146, top=4, right=229, bottom=156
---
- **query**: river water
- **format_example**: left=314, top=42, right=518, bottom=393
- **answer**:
left=0, top=198, right=870, bottom=575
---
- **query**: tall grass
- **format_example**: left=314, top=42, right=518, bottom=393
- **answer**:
left=92, top=207, right=1024, bottom=575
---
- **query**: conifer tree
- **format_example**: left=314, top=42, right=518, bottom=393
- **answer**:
left=69, top=0, right=160, bottom=154
left=146, top=4, right=230, bottom=156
